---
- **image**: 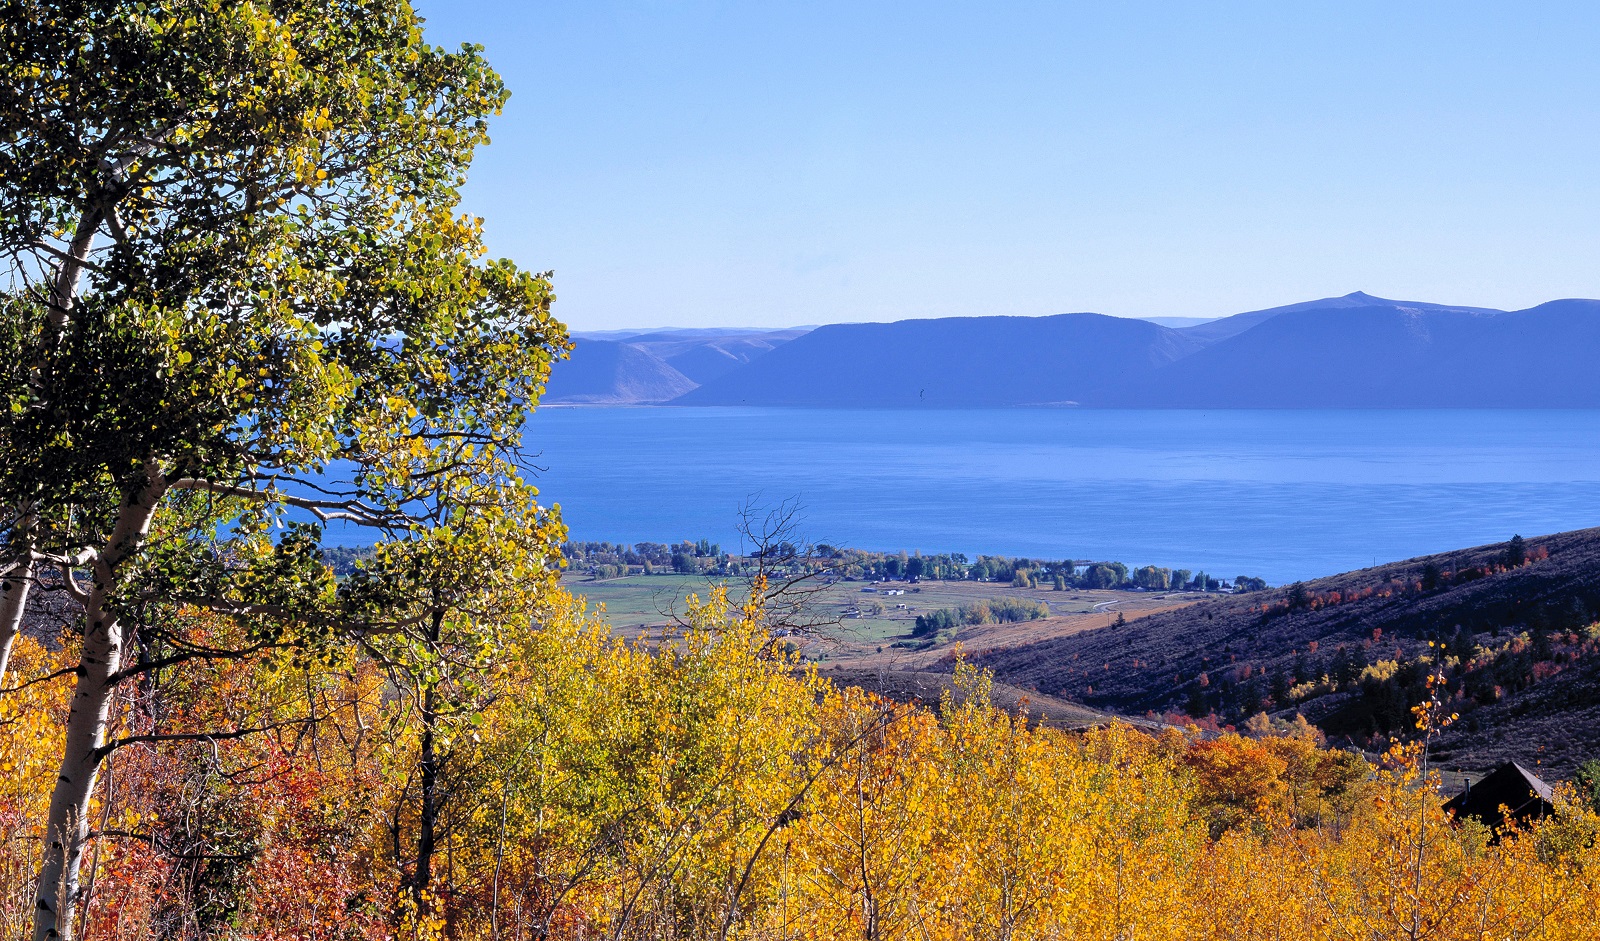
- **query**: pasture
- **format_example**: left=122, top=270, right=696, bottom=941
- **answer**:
left=562, top=572, right=1204, bottom=670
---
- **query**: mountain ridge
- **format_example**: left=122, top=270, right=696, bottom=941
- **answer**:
left=1096, top=297, right=1600, bottom=408
left=545, top=293, right=1600, bottom=408
left=672, top=313, right=1203, bottom=408
left=545, top=328, right=809, bottom=404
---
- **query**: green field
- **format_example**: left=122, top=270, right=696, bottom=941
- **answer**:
left=562, top=571, right=1190, bottom=650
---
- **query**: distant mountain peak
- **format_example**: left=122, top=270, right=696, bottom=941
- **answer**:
left=1282, top=290, right=1404, bottom=309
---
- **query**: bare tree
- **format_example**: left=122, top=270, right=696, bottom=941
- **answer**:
left=735, top=496, right=843, bottom=639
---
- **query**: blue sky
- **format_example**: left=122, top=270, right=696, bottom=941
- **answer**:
left=416, top=1, right=1600, bottom=331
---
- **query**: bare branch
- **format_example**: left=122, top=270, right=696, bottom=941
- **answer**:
left=89, top=829, right=253, bottom=863
left=736, top=496, right=843, bottom=637
left=167, top=477, right=409, bottom=528
left=0, top=664, right=79, bottom=697
left=107, top=640, right=277, bottom=685
left=95, top=716, right=312, bottom=760
left=51, top=563, right=91, bottom=605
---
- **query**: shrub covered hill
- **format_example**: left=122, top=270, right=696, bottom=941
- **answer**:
left=972, top=528, right=1600, bottom=776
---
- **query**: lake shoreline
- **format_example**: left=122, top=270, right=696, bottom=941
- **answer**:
left=523, top=407, right=1600, bottom=584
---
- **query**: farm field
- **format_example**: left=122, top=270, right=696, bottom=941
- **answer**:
left=562, top=572, right=1204, bottom=672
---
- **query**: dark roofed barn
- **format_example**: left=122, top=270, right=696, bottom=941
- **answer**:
left=1443, top=761, right=1556, bottom=833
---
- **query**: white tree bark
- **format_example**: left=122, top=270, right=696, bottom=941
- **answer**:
left=1, top=202, right=98, bottom=683
left=31, top=139, right=160, bottom=941
left=1, top=204, right=97, bottom=681
left=0, top=557, right=34, bottom=679
left=0, top=502, right=41, bottom=679
left=32, top=469, right=164, bottom=941
left=45, top=207, right=98, bottom=332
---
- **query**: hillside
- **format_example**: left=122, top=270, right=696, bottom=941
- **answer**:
left=554, top=291, right=1600, bottom=408
left=547, top=328, right=806, bottom=403
left=674, top=313, right=1202, bottom=407
left=969, top=527, right=1600, bottom=775
left=1100, top=297, right=1600, bottom=407
left=1176, top=290, right=1501, bottom=343
left=541, top=339, right=698, bottom=404
left=818, top=668, right=1118, bottom=730
left=623, top=328, right=809, bottom=384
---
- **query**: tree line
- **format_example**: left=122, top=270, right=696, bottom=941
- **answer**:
left=564, top=539, right=727, bottom=577
left=566, top=541, right=1270, bottom=594
left=911, top=597, right=1052, bottom=638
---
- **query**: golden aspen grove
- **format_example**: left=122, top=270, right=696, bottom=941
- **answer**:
left=2, top=2, right=1600, bottom=939
left=1, top=587, right=1600, bottom=938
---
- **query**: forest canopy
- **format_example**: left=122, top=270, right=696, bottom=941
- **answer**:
left=3, top=588, right=1600, bottom=938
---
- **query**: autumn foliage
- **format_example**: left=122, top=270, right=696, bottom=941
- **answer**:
left=0, top=586, right=1596, bottom=940
left=6, top=2, right=1593, bottom=936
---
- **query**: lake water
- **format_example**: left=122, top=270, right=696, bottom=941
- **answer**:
left=522, top=408, right=1600, bottom=584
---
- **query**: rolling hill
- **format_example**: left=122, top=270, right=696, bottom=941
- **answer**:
left=564, top=292, right=1600, bottom=408
left=541, top=339, right=698, bottom=405
left=1097, top=297, right=1600, bottom=407
left=967, top=527, right=1600, bottom=776
left=545, top=328, right=807, bottom=404
left=673, top=313, right=1203, bottom=407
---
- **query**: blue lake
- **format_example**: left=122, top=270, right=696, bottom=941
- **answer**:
left=521, top=408, right=1600, bottom=584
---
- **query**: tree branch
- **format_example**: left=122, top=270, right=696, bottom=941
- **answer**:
left=167, top=477, right=408, bottom=527
left=95, top=716, right=311, bottom=760
left=107, top=640, right=277, bottom=684
left=0, top=664, right=79, bottom=697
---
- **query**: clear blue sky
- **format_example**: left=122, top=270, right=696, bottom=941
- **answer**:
left=416, top=1, right=1600, bottom=331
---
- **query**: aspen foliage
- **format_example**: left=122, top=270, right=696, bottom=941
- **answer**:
left=5, top=3, right=1593, bottom=939
left=0, top=638, right=70, bottom=936
left=1, top=588, right=1597, bottom=939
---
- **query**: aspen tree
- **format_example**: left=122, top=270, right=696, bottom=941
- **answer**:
left=0, top=3, right=566, bottom=936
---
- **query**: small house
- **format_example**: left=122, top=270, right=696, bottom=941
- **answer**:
left=1443, top=761, right=1556, bottom=832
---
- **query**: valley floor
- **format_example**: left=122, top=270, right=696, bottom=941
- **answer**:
left=564, top=572, right=1204, bottom=669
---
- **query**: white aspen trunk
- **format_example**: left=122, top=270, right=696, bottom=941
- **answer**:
left=47, top=209, right=98, bottom=332
left=29, top=149, right=126, bottom=941
left=32, top=469, right=164, bottom=941
left=2, top=206, right=96, bottom=680
left=4, top=206, right=96, bottom=681
left=0, top=502, right=39, bottom=679
left=0, top=558, right=34, bottom=679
